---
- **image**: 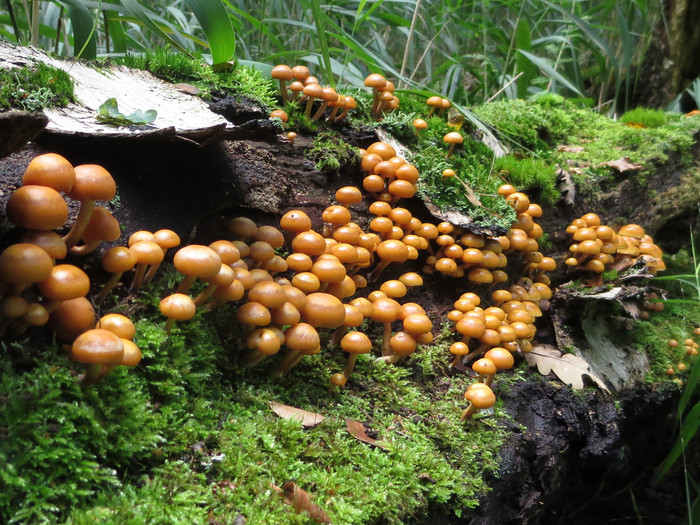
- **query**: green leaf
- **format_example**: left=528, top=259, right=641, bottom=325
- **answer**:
left=516, top=49, right=584, bottom=97
left=515, top=19, right=535, bottom=99
left=96, top=98, right=157, bottom=126
left=118, top=0, right=193, bottom=57
left=54, top=0, right=98, bottom=59
left=183, top=0, right=235, bottom=65
left=655, top=402, right=700, bottom=484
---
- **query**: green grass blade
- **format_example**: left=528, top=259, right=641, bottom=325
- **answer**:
left=516, top=49, right=583, bottom=96
left=183, top=0, right=235, bottom=64
left=679, top=360, right=700, bottom=418
left=54, top=0, right=97, bottom=59
left=655, top=402, right=700, bottom=484
left=119, top=0, right=193, bottom=57
left=515, top=18, right=535, bottom=98
left=304, top=0, right=335, bottom=88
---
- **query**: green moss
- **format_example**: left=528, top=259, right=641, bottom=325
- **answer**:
left=0, top=62, right=74, bottom=111
left=632, top=301, right=700, bottom=382
left=619, top=107, right=668, bottom=128
left=308, top=131, right=360, bottom=175
left=1, top=278, right=507, bottom=524
left=111, top=51, right=276, bottom=108
left=407, top=118, right=516, bottom=231
left=493, top=155, right=559, bottom=205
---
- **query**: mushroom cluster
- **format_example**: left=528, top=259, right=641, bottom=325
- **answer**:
left=270, top=64, right=357, bottom=123
left=564, top=213, right=665, bottom=275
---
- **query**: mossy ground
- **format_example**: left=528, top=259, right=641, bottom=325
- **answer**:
left=0, top=62, right=74, bottom=111
left=0, top=278, right=507, bottom=524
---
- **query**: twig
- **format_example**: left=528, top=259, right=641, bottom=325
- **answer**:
left=486, top=72, right=523, bottom=103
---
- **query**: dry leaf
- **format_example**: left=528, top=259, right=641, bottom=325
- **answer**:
left=598, top=156, right=643, bottom=173
left=524, top=344, right=610, bottom=393
left=556, top=167, right=576, bottom=207
left=269, top=401, right=326, bottom=428
left=281, top=481, right=331, bottom=524
left=346, top=420, right=389, bottom=450
left=556, top=144, right=585, bottom=153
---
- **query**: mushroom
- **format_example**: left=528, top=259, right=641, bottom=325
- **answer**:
left=370, top=297, right=402, bottom=357
left=243, top=327, right=283, bottom=367
left=472, top=358, right=497, bottom=385
left=303, top=82, right=324, bottom=118
left=95, top=246, right=137, bottom=305
left=62, top=164, right=117, bottom=249
left=12, top=302, right=49, bottom=336
left=48, top=296, right=96, bottom=342
left=334, top=96, right=356, bottom=122
left=367, top=239, right=409, bottom=282
left=143, top=229, right=181, bottom=283
left=311, top=86, right=338, bottom=121
left=443, top=132, right=463, bottom=158
left=271, top=64, right=294, bottom=103
left=68, top=206, right=121, bottom=256
left=96, top=313, right=136, bottom=340
left=340, top=331, right=372, bottom=378
left=160, top=293, right=197, bottom=334
left=0, top=243, right=54, bottom=297
left=6, top=184, right=70, bottom=234
left=173, top=245, right=222, bottom=294
left=38, top=264, right=90, bottom=313
left=71, top=328, right=124, bottom=386
left=364, top=73, right=387, bottom=118
left=22, top=152, right=75, bottom=193
left=461, top=383, right=496, bottom=420
left=20, top=230, right=67, bottom=260
left=275, top=322, right=321, bottom=376
left=129, top=241, right=165, bottom=293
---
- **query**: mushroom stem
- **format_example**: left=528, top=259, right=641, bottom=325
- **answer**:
left=375, top=354, right=403, bottom=365
left=68, top=240, right=101, bottom=256
left=81, top=363, right=103, bottom=387
left=95, top=272, right=123, bottom=306
left=335, top=107, right=350, bottom=123
left=367, top=260, right=391, bottom=283
left=344, top=354, right=358, bottom=378
left=311, top=102, right=330, bottom=122
left=242, top=349, right=266, bottom=368
left=130, top=264, right=148, bottom=293
left=62, top=200, right=95, bottom=249
left=329, top=326, right=347, bottom=348
left=461, top=402, right=477, bottom=421
left=426, top=107, right=436, bottom=119
left=96, top=363, right=120, bottom=381
left=143, top=261, right=163, bottom=284
left=381, top=322, right=392, bottom=357
left=193, top=283, right=217, bottom=306
left=164, top=317, right=176, bottom=334
left=176, top=275, right=197, bottom=294
left=274, top=349, right=301, bottom=377
left=278, top=80, right=289, bottom=103
left=445, top=144, right=456, bottom=158
left=304, top=97, right=316, bottom=119
left=371, top=89, right=380, bottom=119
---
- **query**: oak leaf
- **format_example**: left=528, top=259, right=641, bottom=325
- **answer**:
left=524, top=344, right=610, bottom=393
left=598, top=156, right=643, bottom=173
left=269, top=401, right=326, bottom=428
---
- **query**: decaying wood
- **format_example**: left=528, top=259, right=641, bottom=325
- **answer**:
left=0, top=40, right=236, bottom=143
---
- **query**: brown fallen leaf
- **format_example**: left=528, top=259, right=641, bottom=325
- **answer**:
left=269, top=401, right=326, bottom=428
left=556, top=167, right=576, bottom=207
left=524, top=344, right=610, bottom=393
left=280, top=481, right=331, bottom=524
left=346, top=419, right=390, bottom=450
left=598, top=156, right=643, bottom=173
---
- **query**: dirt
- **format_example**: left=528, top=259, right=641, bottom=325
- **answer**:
left=1, top=96, right=698, bottom=524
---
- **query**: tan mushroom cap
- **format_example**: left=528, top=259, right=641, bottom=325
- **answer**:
left=67, top=164, right=116, bottom=202
left=22, top=153, right=76, bottom=193
left=271, top=64, right=293, bottom=80
left=284, top=322, right=321, bottom=355
left=71, top=328, right=124, bottom=365
left=464, top=382, right=496, bottom=408
left=0, top=243, right=54, bottom=285
left=340, top=331, right=372, bottom=354
left=174, top=245, right=222, bottom=278
left=102, top=246, right=137, bottom=273
left=443, top=131, right=464, bottom=145
left=154, top=229, right=181, bottom=249
left=248, top=281, right=287, bottom=309
left=97, top=313, right=136, bottom=340
left=21, top=230, right=67, bottom=260
left=301, top=292, right=346, bottom=329
left=39, top=264, right=90, bottom=301
left=160, top=293, right=197, bottom=321
left=48, top=296, right=96, bottom=342
left=280, top=210, right=312, bottom=233
left=81, top=207, right=121, bottom=243
left=120, top=338, right=142, bottom=366
left=364, top=73, right=387, bottom=90
left=228, top=217, right=258, bottom=240
left=6, top=185, right=69, bottom=230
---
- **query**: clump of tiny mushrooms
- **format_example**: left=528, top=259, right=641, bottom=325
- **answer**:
left=2, top=74, right=666, bottom=421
